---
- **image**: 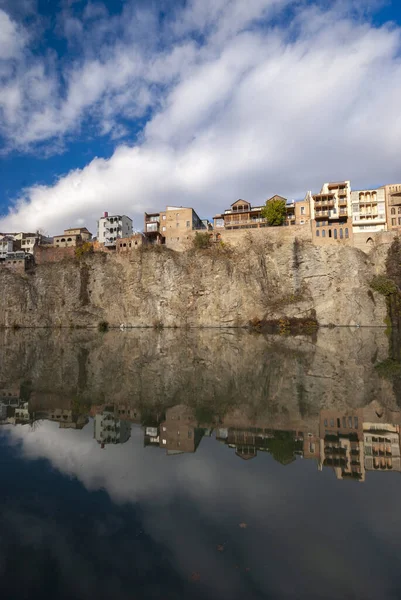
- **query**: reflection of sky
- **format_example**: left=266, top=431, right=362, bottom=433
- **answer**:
left=2, top=421, right=401, bottom=599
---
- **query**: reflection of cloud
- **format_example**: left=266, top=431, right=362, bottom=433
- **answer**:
left=3, top=421, right=401, bottom=598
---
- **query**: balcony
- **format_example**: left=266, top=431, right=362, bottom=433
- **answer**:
left=337, top=189, right=347, bottom=196
left=315, top=211, right=330, bottom=219
left=338, top=198, right=348, bottom=206
left=146, top=222, right=160, bottom=233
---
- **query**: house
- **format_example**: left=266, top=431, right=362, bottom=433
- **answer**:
left=0, top=236, right=14, bottom=258
left=97, top=212, right=133, bottom=247
left=310, top=181, right=353, bottom=245
left=351, top=188, right=387, bottom=234
left=213, top=195, right=308, bottom=231
left=381, top=183, right=401, bottom=231
left=53, top=227, right=92, bottom=248
left=144, top=206, right=208, bottom=248
left=159, top=405, right=204, bottom=454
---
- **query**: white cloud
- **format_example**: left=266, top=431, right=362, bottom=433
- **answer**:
left=0, top=0, right=401, bottom=233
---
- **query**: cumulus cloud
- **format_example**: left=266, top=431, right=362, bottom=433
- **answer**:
left=0, top=0, right=401, bottom=233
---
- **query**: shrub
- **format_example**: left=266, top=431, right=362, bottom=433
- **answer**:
left=98, top=320, right=109, bottom=332
left=370, top=275, right=398, bottom=296
left=75, top=242, right=94, bottom=259
left=192, top=232, right=211, bottom=250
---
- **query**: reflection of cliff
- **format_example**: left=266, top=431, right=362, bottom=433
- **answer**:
left=0, top=327, right=396, bottom=424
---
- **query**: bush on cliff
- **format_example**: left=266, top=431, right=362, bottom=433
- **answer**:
left=75, top=242, right=94, bottom=259
left=193, top=232, right=211, bottom=250
left=370, top=275, right=398, bottom=296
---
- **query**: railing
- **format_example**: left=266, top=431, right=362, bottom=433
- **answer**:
left=225, top=219, right=267, bottom=226
left=315, top=211, right=330, bottom=218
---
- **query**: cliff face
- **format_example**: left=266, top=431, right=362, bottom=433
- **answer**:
left=0, top=237, right=389, bottom=327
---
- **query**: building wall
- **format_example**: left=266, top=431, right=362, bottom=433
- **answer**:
left=295, top=200, right=310, bottom=225
left=0, top=239, right=14, bottom=258
left=34, top=245, right=76, bottom=264
left=53, top=234, right=82, bottom=247
left=116, top=234, right=148, bottom=252
left=64, top=228, right=92, bottom=241
left=160, top=207, right=204, bottom=248
left=351, top=188, right=386, bottom=233
left=382, top=184, right=401, bottom=231
left=311, top=218, right=353, bottom=246
left=97, top=215, right=133, bottom=245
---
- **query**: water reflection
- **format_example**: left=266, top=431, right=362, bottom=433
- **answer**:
left=2, top=328, right=401, bottom=599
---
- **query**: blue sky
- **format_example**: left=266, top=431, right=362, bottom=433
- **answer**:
left=0, top=0, right=401, bottom=234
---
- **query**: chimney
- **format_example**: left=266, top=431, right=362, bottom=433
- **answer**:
left=103, top=211, right=108, bottom=218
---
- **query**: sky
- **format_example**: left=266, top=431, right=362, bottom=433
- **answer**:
left=0, top=0, right=401, bottom=235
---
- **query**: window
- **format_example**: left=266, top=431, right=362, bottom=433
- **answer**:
left=162, top=215, right=166, bottom=220
left=67, top=238, right=72, bottom=242
left=391, top=208, right=396, bottom=215
left=162, top=439, right=166, bottom=445
left=334, top=229, right=337, bottom=239
left=324, top=419, right=328, bottom=427
left=162, top=226, right=166, bottom=232
left=354, top=417, right=358, bottom=428
left=322, top=230, right=326, bottom=238
left=342, top=417, right=346, bottom=428
left=337, top=418, right=341, bottom=427
left=345, top=228, right=349, bottom=238
left=301, top=206, right=305, bottom=215
left=176, top=223, right=179, bottom=228
left=316, top=231, right=320, bottom=237
left=186, top=221, right=190, bottom=227
left=398, top=207, right=401, bottom=214
left=348, top=416, right=353, bottom=428
left=330, top=419, right=334, bottom=427
left=392, top=218, right=396, bottom=226
left=329, top=230, right=332, bottom=238
left=176, top=213, right=179, bottom=218
left=340, top=229, right=343, bottom=239
left=398, top=218, right=401, bottom=226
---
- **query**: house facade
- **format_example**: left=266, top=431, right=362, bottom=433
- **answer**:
left=97, top=212, right=133, bottom=246
left=144, top=206, right=207, bottom=247
left=351, top=188, right=386, bottom=234
left=310, top=181, right=353, bottom=245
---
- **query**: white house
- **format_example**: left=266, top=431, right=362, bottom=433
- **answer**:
left=0, top=237, right=14, bottom=258
left=97, top=212, right=133, bottom=246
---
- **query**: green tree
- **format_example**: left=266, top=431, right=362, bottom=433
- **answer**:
left=261, top=197, right=287, bottom=226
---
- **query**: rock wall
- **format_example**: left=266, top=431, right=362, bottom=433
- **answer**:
left=0, top=235, right=390, bottom=327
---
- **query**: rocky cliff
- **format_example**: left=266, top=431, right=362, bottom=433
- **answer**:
left=0, top=236, right=390, bottom=327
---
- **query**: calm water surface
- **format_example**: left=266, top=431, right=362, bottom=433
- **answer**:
left=1, top=327, right=401, bottom=600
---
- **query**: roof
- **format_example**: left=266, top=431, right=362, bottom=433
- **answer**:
left=64, top=227, right=92, bottom=234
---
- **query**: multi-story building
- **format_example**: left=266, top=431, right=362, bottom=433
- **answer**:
left=381, top=183, right=401, bottom=231
left=310, top=181, right=353, bottom=244
left=53, top=227, right=92, bottom=248
left=15, top=232, right=53, bottom=253
left=144, top=206, right=207, bottom=247
left=351, top=188, right=386, bottom=234
left=285, top=193, right=312, bottom=227
left=97, top=212, right=133, bottom=247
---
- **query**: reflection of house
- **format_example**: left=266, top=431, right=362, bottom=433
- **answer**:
left=319, top=409, right=365, bottom=481
left=159, top=405, right=204, bottom=454
left=14, top=402, right=31, bottom=424
left=0, top=386, right=20, bottom=404
left=94, top=407, right=131, bottom=447
left=216, top=426, right=303, bottom=464
left=363, top=423, right=401, bottom=472
left=144, top=426, right=160, bottom=447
